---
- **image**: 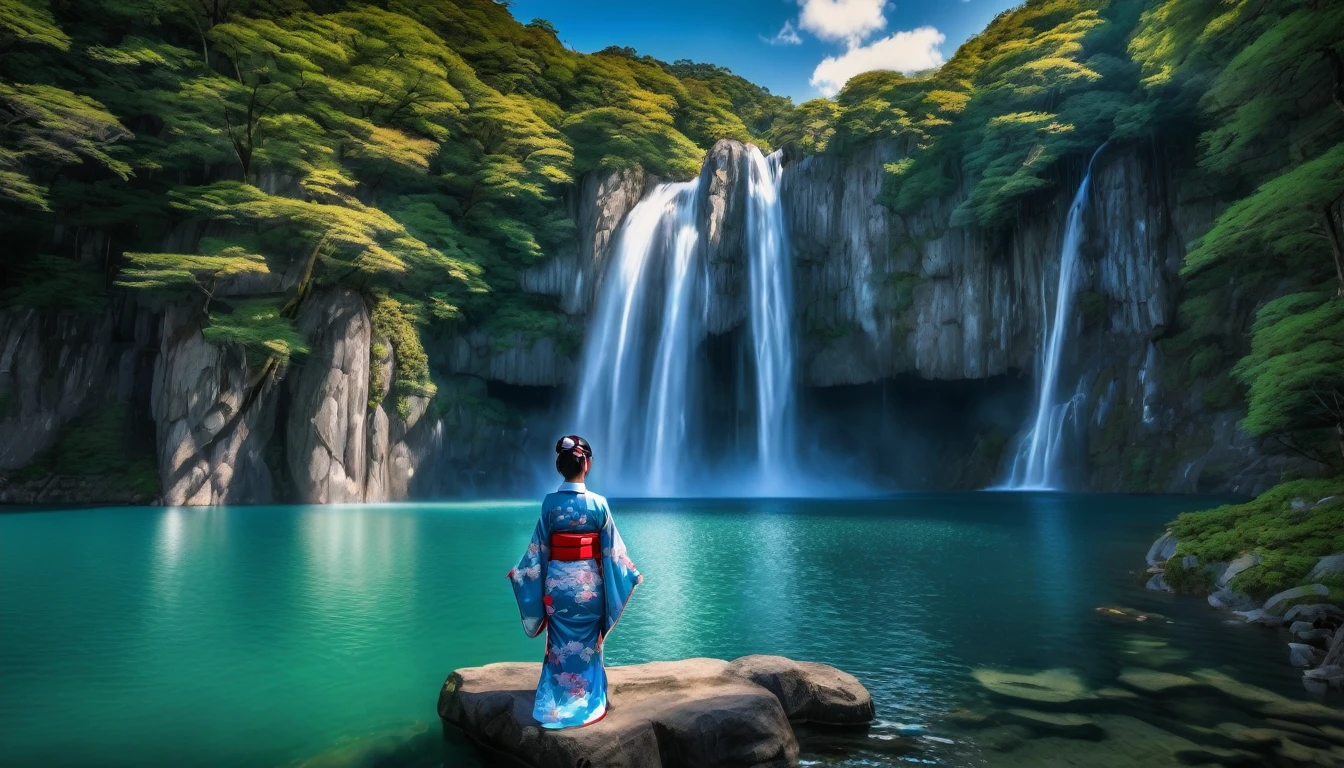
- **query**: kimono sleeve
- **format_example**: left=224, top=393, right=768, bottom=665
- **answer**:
left=507, top=514, right=549, bottom=638
left=598, top=496, right=642, bottom=637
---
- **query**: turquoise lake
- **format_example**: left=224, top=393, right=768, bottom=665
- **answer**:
left=1, top=493, right=1339, bottom=767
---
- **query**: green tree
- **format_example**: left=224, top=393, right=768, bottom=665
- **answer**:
left=1234, top=291, right=1344, bottom=465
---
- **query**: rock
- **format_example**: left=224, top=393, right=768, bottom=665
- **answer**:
left=1233, top=608, right=1291, bottom=627
left=1181, top=554, right=1199, bottom=569
left=1145, top=573, right=1172, bottom=592
left=152, top=304, right=278, bottom=505
left=438, top=657, right=873, bottom=768
left=1292, top=498, right=1313, bottom=512
left=1146, top=531, right=1179, bottom=566
left=1290, top=643, right=1324, bottom=668
left=999, top=709, right=1104, bottom=740
left=724, top=655, right=874, bottom=725
left=1116, top=668, right=1205, bottom=695
left=698, top=139, right=751, bottom=335
left=1173, top=745, right=1262, bottom=765
left=1303, top=665, right=1344, bottom=691
left=1217, top=553, right=1262, bottom=588
left=0, top=307, right=121, bottom=471
left=1258, top=696, right=1344, bottom=725
left=1285, top=604, right=1344, bottom=624
left=970, top=668, right=1090, bottom=705
left=287, top=289, right=373, bottom=504
left=1212, top=722, right=1283, bottom=748
left=1121, top=636, right=1187, bottom=667
left=1306, top=554, right=1344, bottom=583
left=1208, top=588, right=1258, bottom=612
left=1264, top=584, right=1331, bottom=617
left=521, top=166, right=649, bottom=317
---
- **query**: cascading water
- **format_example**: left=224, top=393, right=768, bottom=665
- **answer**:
left=1004, top=145, right=1108, bottom=490
left=574, top=182, right=701, bottom=496
left=571, top=144, right=803, bottom=497
left=745, top=147, right=799, bottom=493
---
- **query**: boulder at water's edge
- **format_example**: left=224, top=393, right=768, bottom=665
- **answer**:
left=438, top=655, right=874, bottom=768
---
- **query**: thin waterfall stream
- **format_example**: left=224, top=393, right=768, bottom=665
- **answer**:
left=746, top=146, right=799, bottom=493
left=1003, top=144, right=1108, bottom=490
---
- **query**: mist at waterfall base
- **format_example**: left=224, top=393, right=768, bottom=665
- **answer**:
left=564, top=146, right=850, bottom=498
left=459, top=143, right=1120, bottom=499
left=1000, top=145, right=1110, bottom=492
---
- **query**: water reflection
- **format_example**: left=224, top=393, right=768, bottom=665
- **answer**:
left=0, top=495, right=1330, bottom=768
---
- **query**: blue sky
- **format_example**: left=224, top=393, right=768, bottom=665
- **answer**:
left=504, top=0, right=1023, bottom=102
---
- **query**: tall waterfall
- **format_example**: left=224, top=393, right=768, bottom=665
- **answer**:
left=571, top=144, right=802, bottom=497
left=746, top=147, right=799, bottom=493
left=574, top=182, right=701, bottom=496
left=1004, top=145, right=1107, bottom=490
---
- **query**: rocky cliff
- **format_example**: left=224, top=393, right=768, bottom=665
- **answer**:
left=779, top=139, right=1306, bottom=493
left=0, top=138, right=1306, bottom=503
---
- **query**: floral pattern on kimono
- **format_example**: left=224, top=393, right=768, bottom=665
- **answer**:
left=507, top=482, right=641, bottom=729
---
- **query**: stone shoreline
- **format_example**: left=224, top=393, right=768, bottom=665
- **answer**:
left=1144, top=529, right=1344, bottom=693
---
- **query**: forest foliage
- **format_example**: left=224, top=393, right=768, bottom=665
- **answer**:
left=0, top=0, right=785, bottom=417
left=4, top=0, right=1344, bottom=473
left=771, top=0, right=1344, bottom=468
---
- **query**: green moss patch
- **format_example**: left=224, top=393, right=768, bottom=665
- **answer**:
left=1167, top=478, right=1344, bottom=599
left=17, top=401, right=158, bottom=497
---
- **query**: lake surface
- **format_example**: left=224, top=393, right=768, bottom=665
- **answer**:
left=1, top=493, right=1339, bottom=767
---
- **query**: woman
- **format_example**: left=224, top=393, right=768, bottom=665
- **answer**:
left=507, top=435, right=642, bottom=729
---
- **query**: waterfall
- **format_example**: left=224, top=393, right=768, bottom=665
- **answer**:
left=1004, top=145, right=1107, bottom=491
left=574, top=182, right=701, bottom=495
left=746, top=147, right=799, bottom=492
left=570, top=144, right=803, bottom=497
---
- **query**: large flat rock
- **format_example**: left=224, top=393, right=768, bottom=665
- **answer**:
left=438, top=655, right=874, bottom=768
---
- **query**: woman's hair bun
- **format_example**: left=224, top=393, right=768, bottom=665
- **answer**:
left=555, top=435, right=592, bottom=479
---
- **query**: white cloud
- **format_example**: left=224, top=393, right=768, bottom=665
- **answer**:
left=798, top=0, right=889, bottom=47
left=809, top=26, right=946, bottom=96
left=762, top=20, right=803, bottom=46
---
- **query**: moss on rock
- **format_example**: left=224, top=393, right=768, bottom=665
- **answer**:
left=1164, top=478, right=1344, bottom=600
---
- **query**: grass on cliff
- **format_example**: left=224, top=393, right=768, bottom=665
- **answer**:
left=18, top=402, right=159, bottom=498
left=1166, top=478, right=1344, bottom=599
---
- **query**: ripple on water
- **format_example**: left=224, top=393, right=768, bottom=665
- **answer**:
left=0, top=495, right=1338, bottom=767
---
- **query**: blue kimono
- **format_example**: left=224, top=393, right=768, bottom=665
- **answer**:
left=508, top=482, right=641, bottom=728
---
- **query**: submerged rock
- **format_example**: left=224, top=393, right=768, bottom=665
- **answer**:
left=971, top=668, right=1090, bottom=705
left=999, top=709, right=1104, bottom=740
left=1208, top=588, right=1258, bottom=612
left=1145, top=573, right=1172, bottom=592
left=438, top=656, right=874, bottom=768
left=1116, top=668, right=1205, bottom=695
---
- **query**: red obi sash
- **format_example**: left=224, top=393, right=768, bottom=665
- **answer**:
left=551, top=532, right=599, bottom=561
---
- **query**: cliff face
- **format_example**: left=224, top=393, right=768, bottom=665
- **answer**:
left=152, top=304, right=278, bottom=505
left=0, top=308, right=121, bottom=471
left=0, top=139, right=1304, bottom=503
left=780, top=141, right=1305, bottom=494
